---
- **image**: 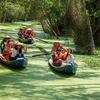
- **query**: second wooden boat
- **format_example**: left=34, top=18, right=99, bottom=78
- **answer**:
left=18, top=38, right=34, bottom=44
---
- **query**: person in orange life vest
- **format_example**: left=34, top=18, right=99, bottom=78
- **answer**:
left=18, top=28, right=25, bottom=39
left=3, top=39, right=15, bottom=60
left=51, top=42, right=61, bottom=54
left=3, top=41, right=12, bottom=60
left=0, top=54, right=6, bottom=61
left=52, top=48, right=63, bottom=66
left=0, top=35, right=11, bottom=53
left=61, top=48, right=67, bottom=60
left=25, top=28, right=34, bottom=39
left=22, top=26, right=27, bottom=37
left=24, top=32, right=29, bottom=39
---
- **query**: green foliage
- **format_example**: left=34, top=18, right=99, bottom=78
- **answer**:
left=0, top=2, right=26, bottom=22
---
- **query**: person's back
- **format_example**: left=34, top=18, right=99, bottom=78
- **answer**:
left=52, top=48, right=63, bottom=66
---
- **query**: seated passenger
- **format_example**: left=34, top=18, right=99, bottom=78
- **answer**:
left=0, top=35, right=11, bottom=53
left=51, top=41, right=61, bottom=54
left=15, top=43, right=27, bottom=59
left=52, top=48, right=63, bottom=66
left=9, top=43, right=17, bottom=60
left=3, top=43, right=12, bottom=60
left=61, top=48, right=67, bottom=60
left=18, top=28, right=25, bottom=39
left=66, top=48, right=78, bottom=67
left=26, top=28, right=34, bottom=39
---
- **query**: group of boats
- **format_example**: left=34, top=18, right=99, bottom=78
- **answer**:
left=0, top=28, right=77, bottom=74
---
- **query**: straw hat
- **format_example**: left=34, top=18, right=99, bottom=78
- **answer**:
left=22, top=26, right=27, bottom=29
left=5, top=35, right=11, bottom=39
left=53, top=41, right=60, bottom=45
left=15, top=42, right=24, bottom=48
left=22, top=26, right=27, bottom=28
left=27, top=28, right=32, bottom=31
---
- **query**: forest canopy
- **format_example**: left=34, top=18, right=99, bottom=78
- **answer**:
left=0, top=0, right=100, bottom=54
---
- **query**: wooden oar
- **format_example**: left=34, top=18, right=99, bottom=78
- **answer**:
left=35, top=38, right=48, bottom=43
left=33, top=44, right=51, bottom=59
left=34, top=45, right=50, bottom=54
left=32, top=53, right=51, bottom=57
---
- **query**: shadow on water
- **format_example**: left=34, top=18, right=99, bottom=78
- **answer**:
left=0, top=62, right=26, bottom=72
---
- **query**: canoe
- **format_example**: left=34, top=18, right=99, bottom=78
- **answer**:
left=18, top=38, right=34, bottom=44
left=0, top=58, right=28, bottom=68
left=48, top=59, right=77, bottom=74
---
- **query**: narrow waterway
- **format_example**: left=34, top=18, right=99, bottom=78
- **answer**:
left=0, top=27, right=100, bottom=100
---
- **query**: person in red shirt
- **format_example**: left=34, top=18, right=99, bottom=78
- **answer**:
left=51, top=41, right=61, bottom=54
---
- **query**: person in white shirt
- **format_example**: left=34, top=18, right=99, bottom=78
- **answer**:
left=66, top=48, right=74, bottom=64
left=10, top=43, right=17, bottom=60
left=65, top=48, right=78, bottom=67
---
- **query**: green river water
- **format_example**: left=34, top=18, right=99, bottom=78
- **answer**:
left=0, top=23, right=100, bottom=100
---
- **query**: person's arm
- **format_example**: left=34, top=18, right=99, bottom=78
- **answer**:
left=70, top=54, right=74, bottom=63
left=23, top=45, right=28, bottom=54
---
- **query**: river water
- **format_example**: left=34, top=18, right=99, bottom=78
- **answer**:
left=0, top=28, right=100, bottom=100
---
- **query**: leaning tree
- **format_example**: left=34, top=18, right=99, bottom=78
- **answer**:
left=65, top=0, right=95, bottom=54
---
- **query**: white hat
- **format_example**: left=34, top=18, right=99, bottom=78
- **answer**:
left=27, top=28, right=32, bottom=30
left=22, top=26, right=27, bottom=28
left=5, top=35, right=11, bottom=38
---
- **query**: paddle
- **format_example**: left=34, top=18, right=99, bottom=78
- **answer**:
left=35, top=37, right=48, bottom=43
left=32, top=52, right=51, bottom=57
left=32, top=44, right=51, bottom=59
left=34, top=45, right=50, bottom=54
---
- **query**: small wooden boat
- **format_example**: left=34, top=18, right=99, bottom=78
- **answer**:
left=18, top=38, right=34, bottom=44
left=0, top=58, right=28, bottom=68
left=48, top=59, right=77, bottom=74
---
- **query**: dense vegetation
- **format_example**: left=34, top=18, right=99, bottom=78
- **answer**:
left=0, top=0, right=100, bottom=54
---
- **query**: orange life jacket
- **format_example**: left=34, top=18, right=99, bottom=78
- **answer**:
left=62, top=52, right=67, bottom=60
left=0, top=55, right=6, bottom=61
left=52, top=53, right=63, bottom=65
left=21, top=30, right=25, bottom=34
left=3, top=45, right=12, bottom=56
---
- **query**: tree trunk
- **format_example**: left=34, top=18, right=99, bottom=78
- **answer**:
left=65, top=0, right=95, bottom=54
left=92, top=0, right=100, bottom=46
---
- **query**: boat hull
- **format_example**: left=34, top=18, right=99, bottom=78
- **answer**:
left=48, top=59, right=77, bottom=74
left=0, top=58, right=28, bottom=68
left=18, top=38, right=34, bottom=44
